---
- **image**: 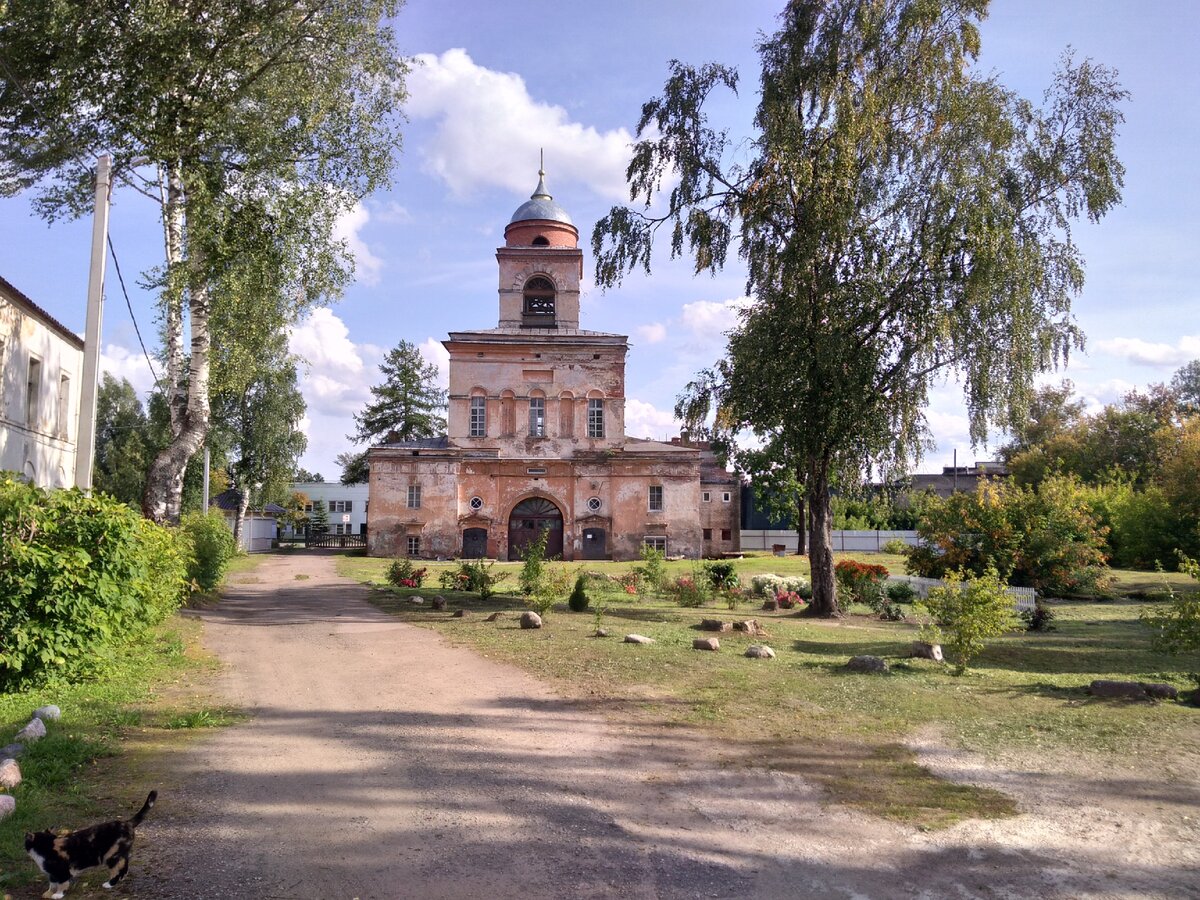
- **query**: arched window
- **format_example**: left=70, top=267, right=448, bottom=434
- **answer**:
left=522, top=276, right=556, bottom=328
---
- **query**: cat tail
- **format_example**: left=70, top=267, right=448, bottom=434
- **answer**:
left=130, top=790, right=157, bottom=827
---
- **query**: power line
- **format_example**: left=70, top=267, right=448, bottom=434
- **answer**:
left=106, top=233, right=160, bottom=386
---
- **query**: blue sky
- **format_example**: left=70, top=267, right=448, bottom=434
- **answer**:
left=2, top=0, right=1197, bottom=481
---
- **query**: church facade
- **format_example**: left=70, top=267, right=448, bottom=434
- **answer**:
left=366, top=173, right=738, bottom=561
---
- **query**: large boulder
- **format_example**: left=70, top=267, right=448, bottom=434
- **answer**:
left=700, top=619, right=732, bottom=632
left=734, top=619, right=767, bottom=636
left=15, top=718, right=46, bottom=743
left=693, top=637, right=721, bottom=651
left=744, top=645, right=776, bottom=660
left=33, top=705, right=61, bottom=722
left=846, top=655, right=890, bottom=674
left=519, top=611, right=543, bottom=630
left=431, top=596, right=447, bottom=611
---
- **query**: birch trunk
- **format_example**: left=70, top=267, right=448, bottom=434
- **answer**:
left=805, top=457, right=839, bottom=616
left=233, top=486, right=250, bottom=551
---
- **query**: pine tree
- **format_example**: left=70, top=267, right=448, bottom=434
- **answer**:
left=351, top=341, right=447, bottom=444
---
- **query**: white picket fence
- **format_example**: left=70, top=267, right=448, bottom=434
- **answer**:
left=885, top=574, right=1037, bottom=610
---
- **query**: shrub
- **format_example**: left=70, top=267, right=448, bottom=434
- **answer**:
left=529, top=566, right=572, bottom=618
left=568, top=574, right=590, bottom=612
left=916, top=569, right=1019, bottom=675
left=834, top=559, right=889, bottom=608
left=0, top=476, right=189, bottom=689
left=702, top=560, right=739, bottom=590
left=615, top=570, right=642, bottom=596
left=909, top=476, right=1110, bottom=596
left=774, top=589, right=804, bottom=610
left=1140, top=554, right=1200, bottom=691
left=670, top=571, right=709, bottom=608
left=886, top=581, right=918, bottom=604
left=882, top=538, right=911, bottom=555
left=635, top=542, right=667, bottom=595
left=442, top=559, right=507, bottom=598
left=750, top=573, right=811, bottom=597
left=181, top=510, right=238, bottom=592
left=1020, top=600, right=1057, bottom=632
left=878, top=601, right=906, bottom=621
left=518, top=529, right=550, bottom=596
left=386, top=558, right=428, bottom=589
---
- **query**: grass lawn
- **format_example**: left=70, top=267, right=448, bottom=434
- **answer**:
left=0, top=555, right=262, bottom=890
left=339, top=551, right=1199, bottom=830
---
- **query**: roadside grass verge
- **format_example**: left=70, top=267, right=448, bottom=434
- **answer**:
left=339, top=553, right=1198, bottom=830
left=0, top=554, right=263, bottom=889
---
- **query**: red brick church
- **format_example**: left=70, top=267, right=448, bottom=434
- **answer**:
left=366, top=170, right=738, bottom=561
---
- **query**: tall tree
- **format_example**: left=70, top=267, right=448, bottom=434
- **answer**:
left=1170, top=360, right=1200, bottom=417
left=0, top=1, right=407, bottom=523
left=337, top=450, right=370, bottom=485
left=294, top=469, right=325, bottom=484
left=351, top=340, right=447, bottom=444
left=213, top=338, right=308, bottom=546
left=595, top=0, right=1126, bottom=615
left=92, top=374, right=150, bottom=505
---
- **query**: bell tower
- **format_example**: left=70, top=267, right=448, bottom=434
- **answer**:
left=496, top=161, right=583, bottom=330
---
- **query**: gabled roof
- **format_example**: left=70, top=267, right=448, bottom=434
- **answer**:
left=0, top=275, right=84, bottom=350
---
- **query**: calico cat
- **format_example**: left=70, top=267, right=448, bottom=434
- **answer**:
left=25, top=790, right=157, bottom=899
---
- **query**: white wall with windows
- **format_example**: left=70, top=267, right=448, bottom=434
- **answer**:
left=0, top=277, right=84, bottom=489
left=289, top=481, right=370, bottom=534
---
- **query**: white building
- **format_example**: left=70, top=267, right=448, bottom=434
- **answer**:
left=289, top=481, right=369, bottom=535
left=0, top=276, right=84, bottom=488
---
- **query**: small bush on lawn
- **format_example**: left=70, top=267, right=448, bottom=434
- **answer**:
left=518, top=529, right=550, bottom=596
left=886, top=581, right=918, bottom=604
left=440, top=559, right=508, bottom=599
left=1020, top=600, right=1057, bottom=632
left=0, top=475, right=189, bottom=689
left=702, top=560, right=739, bottom=590
left=636, top=542, right=668, bottom=595
left=181, top=510, right=238, bottom=592
left=1140, top=554, right=1200, bottom=694
left=750, top=573, right=810, bottom=597
left=386, top=558, right=428, bottom=589
left=917, top=569, right=1019, bottom=675
left=568, top=574, right=590, bottom=612
left=670, top=570, right=710, bottom=608
left=835, top=559, right=889, bottom=608
left=882, top=538, right=911, bottom=555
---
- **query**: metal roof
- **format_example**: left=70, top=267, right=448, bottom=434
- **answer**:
left=508, top=170, right=573, bottom=226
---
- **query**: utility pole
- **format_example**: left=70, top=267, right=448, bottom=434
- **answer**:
left=74, top=154, right=112, bottom=491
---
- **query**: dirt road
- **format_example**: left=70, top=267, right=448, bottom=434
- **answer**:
left=120, top=552, right=1198, bottom=899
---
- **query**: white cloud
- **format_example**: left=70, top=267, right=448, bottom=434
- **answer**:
left=678, top=297, right=749, bottom=336
left=418, top=337, right=450, bottom=389
left=1094, top=335, right=1200, bottom=367
left=635, top=322, right=667, bottom=344
left=624, top=397, right=679, bottom=441
left=407, top=49, right=635, bottom=200
left=100, top=344, right=157, bottom=398
left=333, top=202, right=384, bottom=287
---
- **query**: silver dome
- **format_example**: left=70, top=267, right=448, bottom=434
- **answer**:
left=508, top=170, right=574, bottom=226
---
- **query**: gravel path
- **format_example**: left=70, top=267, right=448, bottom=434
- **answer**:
left=31, top=550, right=1195, bottom=899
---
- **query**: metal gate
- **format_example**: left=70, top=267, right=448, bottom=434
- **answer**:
left=508, top=497, right=563, bottom=560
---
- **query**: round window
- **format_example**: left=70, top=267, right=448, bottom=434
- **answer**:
left=586, top=497, right=602, bottom=512
left=469, top=496, right=484, bottom=511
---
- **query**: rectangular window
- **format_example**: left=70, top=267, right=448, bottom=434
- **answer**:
left=304, top=503, right=314, bottom=513
left=469, top=396, right=487, bottom=437
left=407, top=484, right=422, bottom=509
left=26, top=357, right=41, bottom=429
left=587, top=398, right=604, bottom=438
left=648, top=485, right=663, bottom=512
left=643, top=536, right=666, bottom=554
left=57, top=374, right=70, bottom=438
left=721, top=528, right=732, bottom=541
left=407, top=535, right=420, bottom=556
left=329, top=500, right=354, bottom=513
left=703, top=528, right=713, bottom=540
left=702, top=491, right=711, bottom=503
left=529, top=397, right=545, bottom=436
left=722, top=491, right=731, bottom=503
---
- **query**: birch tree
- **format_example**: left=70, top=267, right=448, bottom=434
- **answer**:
left=0, top=0, right=406, bottom=522
left=594, top=0, right=1127, bottom=616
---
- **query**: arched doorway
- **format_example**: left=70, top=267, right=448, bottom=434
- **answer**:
left=508, top=497, right=563, bottom=560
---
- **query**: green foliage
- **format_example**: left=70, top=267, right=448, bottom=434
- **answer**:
left=886, top=581, right=918, bottom=605
left=917, top=570, right=1020, bottom=675
left=386, top=559, right=427, bottom=589
left=337, top=450, right=370, bottom=485
left=568, top=574, right=591, bottom=612
left=1140, top=555, right=1200, bottom=685
left=438, top=560, right=506, bottom=599
left=0, top=476, right=188, bottom=689
left=92, top=374, right=151, bottom=506
left=669, top=570, right=710, bottom=608
left=882, top=538, right=912, bottom=556
left=180, top=510, right=237, bottom=592
left=310, top=499, right=330, bottom=533
left=351, top=340, right=448, bottom=444
left=635, top=542, right=668, bottom=596
left=518, top=529, right=550, bottom=596
left=1020, top=601, right=1058, bottom=632
left=702, top=560, right=739, bottom=590
left=529, top=567, right=573, bottom=619
left=834, top=560, right=889, bottom=609
left=909, top=476, right=1110, bottom=596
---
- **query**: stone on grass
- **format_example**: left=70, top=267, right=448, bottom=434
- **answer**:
left=452, top=608, right=468, bottom=618
left=0, top=744, right=23, bottom=760
left=408, top=596, right=424, bottom=605
left=700, top=619, right=732, bottom=633
left=33, top=705, right=61, bottom=722
left=734, top=619, right=767, bottom=636
left=911, top=641, right=944, bottom=662
left=15, top=718, right=46, bottom=743
left=0, top=758, right=20, bottom=789
left=1141, top=682, right=1179, bottom=700
left=0, top=794, right=15, bottom=820
left=431, top=596, right=447, bottom=611
left=761, top=598, right=779, bottom=612
left=846, top=655, right=889, bottom=674
left=745, top=645, right=776, bottom=659
left=594, top=628, right=610, bottom=638
left=693, top=637, right=721, bottom=651
left=519, top=611, right=543, bottom=630
left=484, top=611, right=504, bottom=622
left=624, top=634, right=655, bottom=645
